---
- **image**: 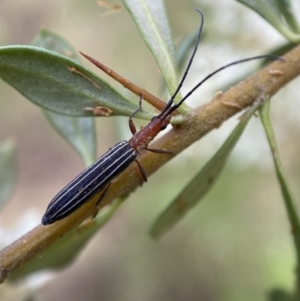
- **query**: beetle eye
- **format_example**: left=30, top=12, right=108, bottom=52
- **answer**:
left=151, top=116, right=157, bottom=122
left=161, top=124, right=167, bottom=130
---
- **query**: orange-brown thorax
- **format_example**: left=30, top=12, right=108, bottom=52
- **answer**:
left=129, top=115, right=171, bottom=153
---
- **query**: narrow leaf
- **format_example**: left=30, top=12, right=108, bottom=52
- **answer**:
left=176, top=30, right=202, bottom=74
left=267, top=287, right=293, bottom=301
left=33, top=29, right=96, bottom=165
left=122, top=0, right=190, bottom=112
left=0, top=46, right=154, bottom=119
left=44, top=112, right=96, bottom=166
left=259, top=100, right=300, bottom=266
left=150, top=100, right=263, bottom=239
left=32, top=28, right=82, bottom=62
left=0, top=139, right=17, bottom=210
left=236, top=0, right=300, bottom=42
left=274, top=0, right=300, bottom=33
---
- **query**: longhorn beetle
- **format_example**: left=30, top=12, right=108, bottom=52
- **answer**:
left=42, top=9, right=279, bottom=225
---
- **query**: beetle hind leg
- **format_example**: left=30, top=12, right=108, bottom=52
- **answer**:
left=92, top=183, right=111, bottom=219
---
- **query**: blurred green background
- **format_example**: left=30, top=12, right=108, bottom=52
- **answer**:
left=0, top=0, right=300, bottom=300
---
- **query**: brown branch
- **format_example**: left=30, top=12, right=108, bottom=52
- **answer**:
left=0, top=44, right=300, bottom=283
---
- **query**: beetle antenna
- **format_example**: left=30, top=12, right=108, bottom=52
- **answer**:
left=167, top=54, right=282, bottom=115
left=157, top=8, right=204, bottom=118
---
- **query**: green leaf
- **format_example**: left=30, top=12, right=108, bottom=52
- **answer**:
left=9, top=197, right=125, bottom=281
left=274, top=0, right=300, bottom=33
left=44, top=112, right=96, bottom=166
left=0, top=139, right=17, bottom=210
left=0, top=46, right=154, bottom=119
left=259, top=100, right=300, bottom=272
left=32, top=28, right=82, bottom=62
left=268, top=288, right=293, bottom=301
left=33, top=29, right=97, bottom=166
left=158, top=30, right=201, bottom=106
left=236, top=0, right=300, bottom=42
left=122, top=0, right=189, bottom=112
left=150, top=100, right=263, bottom=239
left=176, top=30, right=203, bottom=74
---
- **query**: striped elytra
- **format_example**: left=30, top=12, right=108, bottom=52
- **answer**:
left=42, top=141, right=137, bottom=225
